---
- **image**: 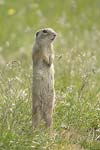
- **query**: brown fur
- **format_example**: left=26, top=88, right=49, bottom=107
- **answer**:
left=32, top=28, right=56, bottom=128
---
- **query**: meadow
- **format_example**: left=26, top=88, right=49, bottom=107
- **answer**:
left=0, top=0, right=100, bottom=149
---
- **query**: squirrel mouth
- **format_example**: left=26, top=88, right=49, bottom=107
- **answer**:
left=51, top=34, right=56, bottom=41
left=51, top=37, right=55, bottom=41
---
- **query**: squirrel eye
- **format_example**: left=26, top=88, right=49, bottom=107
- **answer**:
left=42, top=30, right=48, bottom=33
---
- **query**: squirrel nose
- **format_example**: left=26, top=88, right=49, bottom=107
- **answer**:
left=54, top=33, right=57, bottom=37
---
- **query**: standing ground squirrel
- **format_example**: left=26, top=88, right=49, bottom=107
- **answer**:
left=32, top=28, right=57, bottom=128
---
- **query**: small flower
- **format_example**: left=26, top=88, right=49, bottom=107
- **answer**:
left=8, top=8, right=16, bottom=16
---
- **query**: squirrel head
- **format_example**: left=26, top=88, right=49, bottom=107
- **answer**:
left=35, top=28, right=57, bottom=46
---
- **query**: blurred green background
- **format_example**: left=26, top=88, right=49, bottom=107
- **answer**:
left=0, top=0, right=100, bottom=59
left=0, top=0, right=100, bottom=149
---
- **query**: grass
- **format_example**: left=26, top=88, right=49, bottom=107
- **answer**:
left=0, top=0, right=100, bottom=149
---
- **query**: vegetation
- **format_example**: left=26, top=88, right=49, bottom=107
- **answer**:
left=0, top=0, right=100, bottom=149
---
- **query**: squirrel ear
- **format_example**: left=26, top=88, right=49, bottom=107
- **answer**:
left=36, top=31, right=39, bottom=37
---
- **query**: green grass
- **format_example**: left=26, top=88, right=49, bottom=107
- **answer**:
left=0, top=0, right=100, bottom=149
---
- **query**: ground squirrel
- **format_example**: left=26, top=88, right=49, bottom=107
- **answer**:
left=32, top=28, right=57, bottom=128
